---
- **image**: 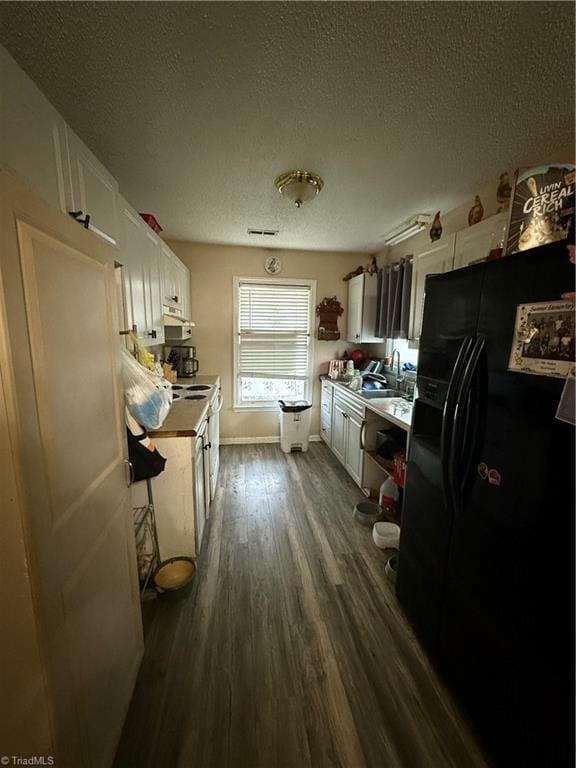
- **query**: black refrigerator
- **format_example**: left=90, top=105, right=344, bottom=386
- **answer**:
left=396, top=241, right=575, bottom=767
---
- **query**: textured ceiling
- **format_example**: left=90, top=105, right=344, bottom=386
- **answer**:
left=0, top=2, right=574, bottom=251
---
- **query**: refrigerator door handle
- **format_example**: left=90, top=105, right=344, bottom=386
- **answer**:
left=449, top=335, right=486, bottom=514
left=440, top=336, right=474, bottom=511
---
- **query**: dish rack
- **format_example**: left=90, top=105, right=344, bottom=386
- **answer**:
left=132, top=478, right=160, bottom=598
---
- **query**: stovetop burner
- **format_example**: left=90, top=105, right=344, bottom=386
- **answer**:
left=185, top=394, right=207, bottom=400
left=187, top=385, right=211, bottom=391
left=172, top=385, right=183, bottom=390
left=172, top=393, right=180, bottom=400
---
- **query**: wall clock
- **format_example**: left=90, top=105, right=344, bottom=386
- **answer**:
left=264, top=255, right=282, bottom=275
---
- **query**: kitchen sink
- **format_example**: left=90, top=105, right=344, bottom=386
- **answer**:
left=360, top=389, right=405, bottom=399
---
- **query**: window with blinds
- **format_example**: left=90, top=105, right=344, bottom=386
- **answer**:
left=234, top=278, right=315, bottom=407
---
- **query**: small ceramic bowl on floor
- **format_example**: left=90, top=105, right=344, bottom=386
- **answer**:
left=353, top=501, right=382, bottom=527
left=385, top=553, right=399, bottom=586
left=153, top=557, right=196, bottom=601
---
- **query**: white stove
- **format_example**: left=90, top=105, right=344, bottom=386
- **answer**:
left=171, top=383, right=212, bottom=402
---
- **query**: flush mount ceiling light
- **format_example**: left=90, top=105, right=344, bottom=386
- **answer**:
left=275, top=170, right=324, bottom=208
left=381, top=214, right=433, bottom=246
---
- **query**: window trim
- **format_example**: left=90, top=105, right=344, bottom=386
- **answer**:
left=233, top=276, right=316, bottom=410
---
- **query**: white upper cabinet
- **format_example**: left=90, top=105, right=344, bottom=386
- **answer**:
left=453, top=213, right=508, bottom=270
left=179, top=262, right=191, bottom=322
left=1, top=41, right=191, bottom=332
left=409, top=235, right=456, bottom=342
left=65, top=127, right=119, bottom=247
left=0, top=45, right=68, bottom=212
left=161, top=244, right=191, bottom=320
left=143, top=228, right=165, bottom=345
left=346, top=272, right=380, bottom=343
left=118, top=198, right=164, bottom=346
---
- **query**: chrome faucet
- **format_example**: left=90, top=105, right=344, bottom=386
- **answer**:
left=392, top=349, right=404, bottom=390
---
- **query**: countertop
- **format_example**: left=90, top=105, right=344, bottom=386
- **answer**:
left=148, top=375, right=220, bottom=438
left=326, top=378, right=413, bottom=432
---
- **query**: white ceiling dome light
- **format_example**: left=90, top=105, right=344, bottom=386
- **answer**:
left=275, top=170, right=324, bottom=208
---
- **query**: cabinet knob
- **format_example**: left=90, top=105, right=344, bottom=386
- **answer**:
left=172, top=295, right=179, bottom=303
left=355, top=333, right=360, bottom=339
left=147, top=329, right=157, bottom=339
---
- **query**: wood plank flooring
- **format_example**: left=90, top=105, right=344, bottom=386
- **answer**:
left=114, top=443, right=488, bottom=768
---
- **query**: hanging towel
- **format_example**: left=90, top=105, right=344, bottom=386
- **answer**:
left=375, top=258, right=413, bottom=339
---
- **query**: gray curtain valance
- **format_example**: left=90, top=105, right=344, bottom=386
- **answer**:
left=375, top=258, right=413, bottom=339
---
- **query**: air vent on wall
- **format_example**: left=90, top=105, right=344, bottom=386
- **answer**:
left=247, top=228, right=279, bottom=237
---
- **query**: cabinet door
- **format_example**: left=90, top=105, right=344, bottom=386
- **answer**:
left=66, top=127, right=119, bottom=246
left=321, top=382, right=333, bottom=423
left=161, top=244, right=179, bottom=312
left=208, top=405, right=220, bottom=501
left=320, top=413, right=332, bottom=448
left=346, top=274, right=363, bottom=342
left=179, top=262, right=191, bottom=320
left=409, top=235, right=456, bottom=341
left=0, top=45, right=68, bottom=212
left=453, top=213, right=507, bottom=270
left=331, top=402, right=347, bottom=464
left=119, top=202, right=147, bottom=342
left=194, top=437, right=207, bottom=554
left=345, top=413, right=365, bottom=486
left=143, top=230, right=165, bottom=345
left=359, top=273, right=380, bottom=343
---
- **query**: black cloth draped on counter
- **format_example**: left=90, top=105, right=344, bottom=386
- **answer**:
left=375, top=259, right=413, bottom=339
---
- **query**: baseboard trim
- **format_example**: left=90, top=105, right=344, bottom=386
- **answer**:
left=221, top=435, right=321, bottom=445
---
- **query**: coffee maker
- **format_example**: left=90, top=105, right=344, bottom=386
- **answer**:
left=169, top=345, right=199, bottom=378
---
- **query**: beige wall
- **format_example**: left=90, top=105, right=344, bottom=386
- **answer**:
left=168, top=241, right=368, bottom=439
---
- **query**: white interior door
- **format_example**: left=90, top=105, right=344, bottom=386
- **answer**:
left=0, top=171, right=143, bottom=767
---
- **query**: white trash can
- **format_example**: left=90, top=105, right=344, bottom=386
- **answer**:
left=278, top=400, right=313, bottom=453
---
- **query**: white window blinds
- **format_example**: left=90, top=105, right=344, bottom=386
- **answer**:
left=237, top=281, right=312, bottom=380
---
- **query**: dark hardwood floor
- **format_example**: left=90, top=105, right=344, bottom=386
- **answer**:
left=114, top=443, right=488, bottom=768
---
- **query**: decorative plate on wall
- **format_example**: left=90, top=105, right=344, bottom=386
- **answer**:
left=264, top=255, right=282, bottom=275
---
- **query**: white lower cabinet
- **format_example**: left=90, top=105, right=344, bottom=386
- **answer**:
left=320, top=381, right=333, bottom=448
left=208, top=388, right=223, bottom=500
left=194, top=433, right=208, bottom=551
left=345, top=412, right=364, bottom=486
left=320, top=416, right=332, bottom=447
left=331, top=388, right=366, bottom=487
left=331, top=400, right=347, bottom=464
left=150, top=426, right=209, bottom=561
